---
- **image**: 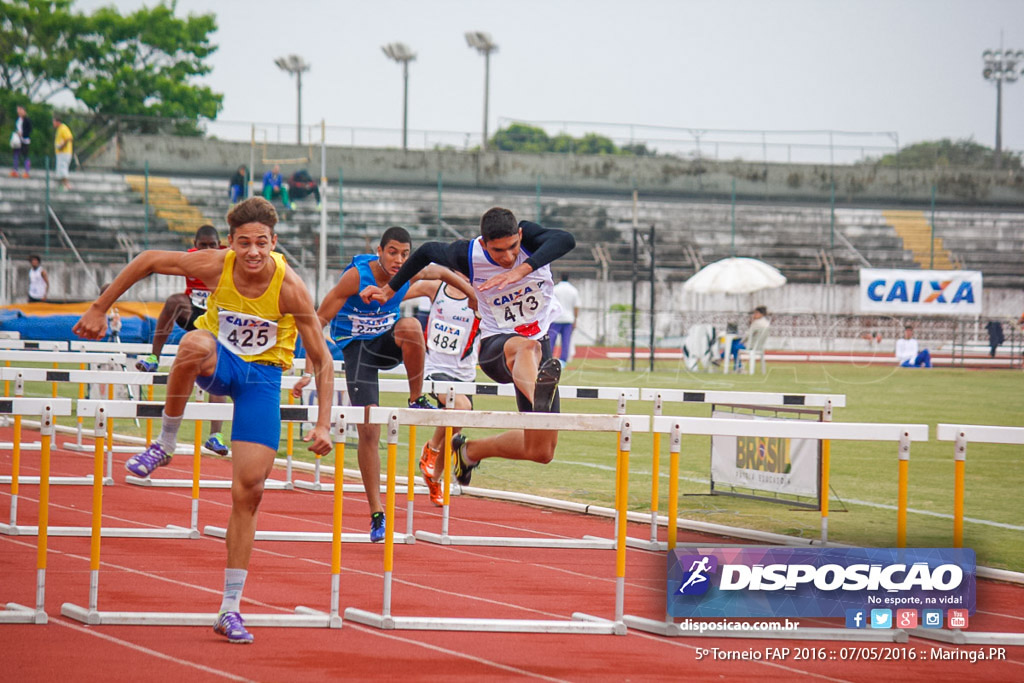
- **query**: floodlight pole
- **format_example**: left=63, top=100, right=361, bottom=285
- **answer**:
left=275, top=55, right=311, bottom=145
left=383, top=43, right=417, bottom=151
left=466, top=32, right=498, bottom=151
left=982, top=41, right=1023, bottom=170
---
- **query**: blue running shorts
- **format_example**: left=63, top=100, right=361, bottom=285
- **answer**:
left=195, top=341, right=284, bottom=451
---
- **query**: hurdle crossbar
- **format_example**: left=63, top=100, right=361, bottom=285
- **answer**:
left=61, top=410, right=348, bottom=630
left=344, top=410, right=634, bottom=634
left=622, top=415, right=927, bottom=643
left=0, top=340, right=68, bottom=351
left=1, top=404, right=65, bottom=624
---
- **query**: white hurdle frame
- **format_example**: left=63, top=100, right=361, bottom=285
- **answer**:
left=415, top=382, right=639, bottom=549
left=345, top=408, right=641, bottom=634
left=632, top=388, right=848, bottom=550
left=0, top=401, right=72, bottom=624
left=60, top=408, right=354, bottom=630
left=904, top=423, right=1024, bottom=647
left=621, top=415, right=926, bottom=642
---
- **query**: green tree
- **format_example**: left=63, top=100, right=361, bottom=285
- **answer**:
left=492, top=122, right=550, bottom=153
left=1, top=0, right=222, bottom=148
left=489, top=123, right=656, bottom=156
left=873, top=138, right=1021, bottom=171
left=574, top=133, right=617, bottom=155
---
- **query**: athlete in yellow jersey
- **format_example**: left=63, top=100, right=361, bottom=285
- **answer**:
left=73, top=197, right=334, bottom=644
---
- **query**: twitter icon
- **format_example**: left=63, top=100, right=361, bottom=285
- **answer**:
left=870, top=609, right=893, bottom=629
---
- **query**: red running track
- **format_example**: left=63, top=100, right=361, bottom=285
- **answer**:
left=1, top=425, right=1022, bottom=682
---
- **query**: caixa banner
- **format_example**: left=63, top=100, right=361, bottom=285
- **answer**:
left=858, top=268, right=983, bottom=315
left=667, top=547, right=976, bottom=618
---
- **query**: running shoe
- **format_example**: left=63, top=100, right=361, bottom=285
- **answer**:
left=204, top=432, right=229, bottom=456
left=408, top=395, right=437, bottom=409
left=420, top=443, right=443, bottom=507
left=450, top=433, right=477, bottom=487
left=125, top=442, right=172, bottom=477
left=532, top=357, right=561, bottom=413
left=370, top=511, right=386, bottom=543
left=213, top=610, right=253, bottom=644
left=20, top=171, right=29, bottom=179
left=134, top=353, right=159, bottom=372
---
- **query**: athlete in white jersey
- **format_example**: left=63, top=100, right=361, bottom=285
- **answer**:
left=414, top=280, right=480, bottom=505
left=361, top=207, right=575, bottom=489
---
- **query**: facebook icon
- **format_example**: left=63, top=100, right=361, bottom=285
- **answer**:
left=845, top=609, right=867, bottom=629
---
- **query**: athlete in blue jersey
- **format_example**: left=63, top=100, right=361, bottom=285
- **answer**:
left=295, top=226, right=472, bottom=541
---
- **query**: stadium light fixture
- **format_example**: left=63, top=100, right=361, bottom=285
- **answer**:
left=275, top=54, right=311, bottom=145
left=981, top=46, right=1024, bottom=169
left=465, top=31, right=498, bottom=151
left=382, top=42, right=417, bottom=151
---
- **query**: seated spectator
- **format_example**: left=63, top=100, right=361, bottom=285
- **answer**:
left=289, top=169, right=322, bottom=208
left=895, top=325, right=931, bottom=368
left=261, top=164, right=292, bottom=210
left=228, top=165, right=247, bottom=203
left=736, top=306, right=770, bottom=371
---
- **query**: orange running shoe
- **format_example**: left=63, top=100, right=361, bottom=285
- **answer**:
left=419, top=442, right=444, bottom=507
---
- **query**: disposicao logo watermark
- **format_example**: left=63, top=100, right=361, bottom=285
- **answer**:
left=667, top=547, right=976, bottom=619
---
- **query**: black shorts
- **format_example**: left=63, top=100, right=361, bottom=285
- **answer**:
left=341, top=326, right=403, bottom=406
left=184, top=304, right=205, bottom=332
left=426, top=371, right=474, bottom=409
left=478, top=333, right=559, bottom=413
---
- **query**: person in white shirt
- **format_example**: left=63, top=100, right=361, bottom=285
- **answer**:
left=895, top=325, right=931, bottom=368
left=27, top=254, right=48, bottom=302
left=550, top=273, right=580, bottom=365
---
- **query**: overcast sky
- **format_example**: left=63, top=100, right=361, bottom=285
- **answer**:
left=75, top=0, right=1024, bottom=162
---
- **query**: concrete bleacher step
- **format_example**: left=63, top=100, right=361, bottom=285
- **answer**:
left=882, top=209, right=959, bottom=270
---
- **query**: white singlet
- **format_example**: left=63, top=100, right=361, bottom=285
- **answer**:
left=424, top=282, right=480, bottom=381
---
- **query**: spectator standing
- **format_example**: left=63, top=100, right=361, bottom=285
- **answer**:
left=895, top=325, right=932, bottom=368
left=228, top=165, right=247, bottom=203
left=288, top=169, right=321, bottom=208
left=52, top=115, right=73, bottom=190
left=550, top=273, right=580, bottom=365
left=10, top=105, right=32, bottom=178
left=27, top=254, right=48, bottom=302
left=261, top=164, right=291, bottom=210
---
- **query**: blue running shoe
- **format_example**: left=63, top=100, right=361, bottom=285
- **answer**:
left=370, top=511, right=386, bottom=543
left=134, top=354, right=158, bottom=372
left=125, top=442, right=172, bottom=477
left=204, top=432, right=229, bottom=456
left=214, top=610, right=253, bottom=644
left=408, top=394, right=437, bottom=409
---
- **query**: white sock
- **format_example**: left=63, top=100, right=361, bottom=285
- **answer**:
left=220, top=568, right=247, bottom=614
left=157, top=411, right=183, bottom=453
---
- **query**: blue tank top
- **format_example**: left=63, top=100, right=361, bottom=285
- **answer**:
left=329, top=254, right=411, bottom=348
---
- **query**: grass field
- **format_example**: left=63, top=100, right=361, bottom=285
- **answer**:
left=13, top=355, right=1024, bottom=571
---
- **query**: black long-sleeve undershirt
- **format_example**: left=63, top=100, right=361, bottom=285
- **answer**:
left=387, top=220, right=575, bottom=292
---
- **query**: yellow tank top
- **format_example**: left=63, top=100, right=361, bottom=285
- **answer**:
left=195, top=250, right=297, bottom=368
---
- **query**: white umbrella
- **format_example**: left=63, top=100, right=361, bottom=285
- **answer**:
left=682, top=257, right=787, bottom=295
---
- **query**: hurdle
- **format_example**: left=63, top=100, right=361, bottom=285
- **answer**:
left=345, top=408, right=639, bottom=634
left=620, top=414, right=927, bottom=642
left=901, top=423, right=1024, bottom=647
left=0, top=402, right=71, bottom=624
left=411, top=381, right=639, bottom=549
left=628, top=388, right=847, bottom=551
left=201, top=404, right=416, bottom=544
left=0, top=340, right=67, bottom=399
left=60, top=408, right=351, bottom=630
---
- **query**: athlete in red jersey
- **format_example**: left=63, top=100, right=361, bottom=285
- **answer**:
left=135, top=224, right=230, bottom=454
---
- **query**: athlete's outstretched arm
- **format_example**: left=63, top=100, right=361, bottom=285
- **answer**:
left=73, top=249, right=226, bottom=340
left=315, top=266, right=362, bottom=328
left=281, top=267, right=333, bottom=456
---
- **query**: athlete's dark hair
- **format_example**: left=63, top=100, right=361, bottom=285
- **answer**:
left=480, top=207, right=518, bottom=242
left=380, top=226, right=411, bottom=249
left=195, top=224, right=219, bottom=241
left=225, top=197, right=277, bottom=235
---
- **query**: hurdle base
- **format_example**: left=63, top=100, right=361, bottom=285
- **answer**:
left=621, top=615, right=908, bottom=642
left=125, top=475, right=292, bottom=490
left=0, top=442, right=41, bottom=450
left=1, top=602, right=47, bottom=624
left=292, top=480, right=432, bottom=495
left=203, top=525, right=414, bottom=544
left=581, top=534, right=667, bottom=552
left=0, top=524, right=198, bottom=539
left=908, top=627, right=1024, bottom=646
left=63, top=442, right=202, bottom=456
left=344, top=607, right=622, bottom=634
left=294, top=605, right=343, bottom=629
left=415, top=530, right=614, bottom=549
left=0, top=475, right=97, bottom=486
left=60, top=603, right=333, bottom=628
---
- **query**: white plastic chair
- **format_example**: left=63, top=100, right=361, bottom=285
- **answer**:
left=741, top=325, right=770, bottom=374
